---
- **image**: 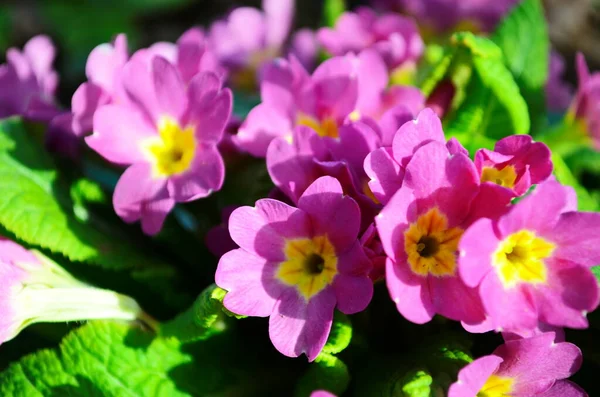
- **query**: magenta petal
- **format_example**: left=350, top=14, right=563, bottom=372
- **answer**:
left=537, top=380, right=587, bottom=397
left=461, top=183, right=513, bottom=227
left=333, top=273, right=373, bottom=314
left=113, top=163, right=168, bottom=227
left=364, top=147, right=404, bottom=205
left=237, top=104, right=293, bottom=157
left=498, top=180, right=571, bottom=236
left=552, top=211, right=600, bottom=267
left=71, top=82, right=111, bottom=135
left=264, top=0, right=294, bottom=48
left=186, top=72, right=232, bottom=143
left=430, top=276, right=486, bottom=324
left=392, top=108, right=445, bottom=166
left=216, top=249, right=283, bottom=317
left=229, top=199, right=311, bottom=261
left=448, top=355, right=503, bottom=397
left=86, top=34, right=128, bottom=91
left=152, top=56, right=186, bottom=120
left=459, top=218, right=499, bottom=288
left=86, top=104, right=153, bottom=165
left=269, top=288, right=335, bottom=361
left=167, top=144, right=224, bottom=202
left=334, top=242, right=373, bottom=314
left=140, top=196, right=175, bottom=235
left=534, top=262, right=599, bottom=329
left=376, top=185, right=416, bottom=262
left=121, top=54, right=161, bottom=123
left=495, top=333, right=583, bottom=394
left=480, top=273, right=539, bottom=332
left=311, top=55, right=359, bottom=119
left=386, top=258, right=435, bottom=324
left=297, top=176, right=361, bottom=252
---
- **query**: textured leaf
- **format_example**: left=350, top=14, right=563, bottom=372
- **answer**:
left=493, top=0, right=549, bottom=129
left=321, top=311, right=352, bottom=356
left=0, top=118, right=189, bottom=308
left=295, top=354, right=350, bottom=397
left=160, top=285, right=232, bottom=343
left=418, top=45, right=456, bottom=97
left=397, top=369, right=434, bottom=397
left=451, top=32, right=530, bottom=137
left=0, top=321, right=266, bottom=396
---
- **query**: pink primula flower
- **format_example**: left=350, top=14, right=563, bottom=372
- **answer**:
left=0, top=35, right=59, bottom=120
left=86, top=55, right=232, bottom=235
left=208, top=0, right=295, bottom=90
left=216, top=176, right=373, bottom=360
left=376, top=140, right=509, bottom=328
left=364, top=108, right=466, bottom=205
left=318, top=7, right=423, bottom=72
left=459, top=180, right=600, bottom=332
left=449, top=333, right=586, bottom=397
left=474, top=134, right=553, bottom=197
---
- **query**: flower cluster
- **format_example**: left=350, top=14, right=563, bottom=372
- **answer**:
left=1, top=0, right=599, bottom=395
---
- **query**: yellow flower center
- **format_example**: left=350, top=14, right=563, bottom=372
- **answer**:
left=481, top=165, right=517, bottom=188
left=404, top=207, right=463, bottom=277
left=297, top=113, right=340, bottom=139
left=477, top=375, right=514, bottom=397
left=276, top=236, right=338, bottom=300
left=492, top=230, right=554, bottom=288
left=146, top=117, right=196, bottom=177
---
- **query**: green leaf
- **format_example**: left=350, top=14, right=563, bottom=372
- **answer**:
left=233, top=92, right=261, bottom=119
left=552, top=153, right=598, bottom=211
left=0, top=118, right=189, bottom=308
left=295, top=354, right=350, bottom=397
left=160, top=285, right=231, bottom=343
left=396, top=369, right=434, bottom=397
left=417, top=45, right=457, bottom=97
left=323, top=0, right=346, bottom=27
left=451, top=32, right=530, bottom=137
left=0, top=321, right=269, bottom=396
left=321, top=311, right=352, bottom=355
left=492, top=0, right=549, bottom=129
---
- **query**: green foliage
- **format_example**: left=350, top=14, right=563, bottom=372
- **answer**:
left=445, top=32, right=530, bottom=140
left=396, top=370, right=434, bottom=397
left=592, top=266, right=600, bottom=284
left=323, top=0, right=346, bottom=28
left=295, top=354, right=350, bottom=397
left=160, top=285, right=231, bottom=343
left=492, top=0, right=549, bottom=130
left=0, top=118, right=189, bottom=307
left=321, top=312, right=352, bottom=355
left=418, top=45, right=456, bottom=96
left=0, top=320, right=275, bottom=396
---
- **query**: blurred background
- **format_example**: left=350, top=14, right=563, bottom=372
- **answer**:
left=0, top=0, right=598, bottom=106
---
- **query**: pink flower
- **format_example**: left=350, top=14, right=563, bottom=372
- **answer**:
left=0, top=237, right=147, bottom=345
left=364, top=108, right=466, bottom=205
left=289, top=28, right=319, bottom=72
left=474, top=135, right=553, bottom=197
left=317, top=7, right=423, bottom=72
left=266, top=124, right=381, bottom=231
left=376, top=140, right=508, bottom=328
left=235, top=54, right=357, bottom=157
left=459, top=180, right=600, bottom=332
left=215, top=176, right=373, bottom=360
left=0, top=35, right=59, bottom=120
left=374, top=0, right=520, bottom=33
left=85, top=55, right=232, bottom=235
left=449, top=333, right=585, bottom=397
left=569, top=53, right=600, bottom=149
left=208, top=0, right=294, bottom=90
